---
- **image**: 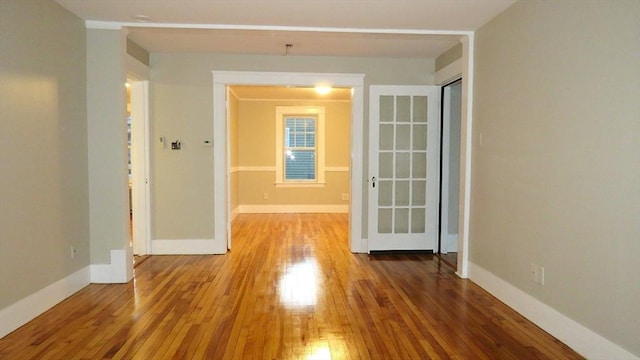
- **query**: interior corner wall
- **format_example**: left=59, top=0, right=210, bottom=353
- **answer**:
left=86, top=28, right=131, bottom=271
left=470, top=0, right=640, bottom=356
left=150, top=53, right=434, bottom=241
left=0, top=0, right=89, bottom=310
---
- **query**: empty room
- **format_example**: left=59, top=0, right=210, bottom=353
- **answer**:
left=1, top=0, right=638, bottom=359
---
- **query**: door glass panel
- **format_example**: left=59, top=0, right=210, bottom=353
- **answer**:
left=412, top=180, right=426, bottom=206
left=394, top=208, right=409, bottom=233
left=412, top=124, right=427, bottom=150
left=413, top=96, right=427, bottom=122
left=396, top=96, right=411, bottom=122
left=380, top=96, right=394, bottom=122
left=378, top=209, right=392, bottom=233
left=412, top=152, right=426, bottom=178
left=396, top=125, right=410, bottom=150
left=379, top=124, right=394, bottom=151
left=378, top=180, right=392, bottom=206
left=411, top=208, right=425, bottom=233
left=396, top=153, right=410, bottom=178
left=379, top=153, right=393, bottom=179
left=395, top=180, right=409, bottom=206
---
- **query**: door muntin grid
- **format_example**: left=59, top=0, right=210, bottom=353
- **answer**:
left=377, top=95, right=428, bottom=235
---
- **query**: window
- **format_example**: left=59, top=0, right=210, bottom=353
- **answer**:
left=275, top=106, right=325, bottom=187
left=284, top=116, right=316, bottom=180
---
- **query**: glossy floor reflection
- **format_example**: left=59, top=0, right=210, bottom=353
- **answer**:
left=0, top=214, right=582, bottom=359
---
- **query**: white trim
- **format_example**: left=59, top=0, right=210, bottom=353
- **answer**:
left=130, top=80, right=151, bottom=256
left=90, top=249, right=133, bottom=283
left=85, top=21, right=472, bottom=36
left=239, top=204, right=348, bottom=214
left=468, top=262, right=640, bottom=360
left=231, top=166, right=277, bottom=172
left=152, top=239, right=217, bottom=255
left=213, top=71, right=366, bottom=254
left=457, top=34, right=474, bottom=279
left=85, top=20, right=122, bottom=30
left=0, top=267, right=90, bottom=338
left=435, top=58, right=463, bottom=86
left=275, top=106, right=325, bottom=186
left=235, top=97, right=352, bottom=103
left=230, top=166, right=348, bottom=173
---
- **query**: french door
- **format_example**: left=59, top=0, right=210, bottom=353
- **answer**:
left=368, top=86, right=440, bottom=251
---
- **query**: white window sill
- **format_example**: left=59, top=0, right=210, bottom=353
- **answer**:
left=275, top=182, right=326, bottom=188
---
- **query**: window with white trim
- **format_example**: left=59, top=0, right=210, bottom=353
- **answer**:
left=275, top=106, right=325, bottom=187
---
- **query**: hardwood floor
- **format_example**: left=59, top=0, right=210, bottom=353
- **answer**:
left=0, top=214, right=582, bottom=359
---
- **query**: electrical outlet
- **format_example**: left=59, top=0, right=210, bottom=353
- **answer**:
left=70, top=245, right=77, bottom=259
left=342, top=193, right=349, bottom=201
left=263, top=193, right=269, bottom=200
left=530, top=263, right=545, bottom=285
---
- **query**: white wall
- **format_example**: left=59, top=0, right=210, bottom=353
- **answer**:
left=470, top=1, right=640, bottom=356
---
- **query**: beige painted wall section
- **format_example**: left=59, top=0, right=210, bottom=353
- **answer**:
left=471, top=1, right=640, bottom=355
left=0, top=0, right=89, bottom=308
left=86, top=29, right=130, bottom=263
left=236, top=99, right=350, bottom=206
left=435, top=42, right=462, bottom=71
left=150, top=53, right=434, bottom=239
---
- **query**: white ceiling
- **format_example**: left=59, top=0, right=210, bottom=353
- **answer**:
left=55, top=0, right=517, bottom=57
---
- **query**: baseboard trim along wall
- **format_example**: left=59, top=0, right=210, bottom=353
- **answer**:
left=90, top=249, right=133, bottom=284
left=0, top=267, right=90, bottom=338
left=238, top=204, right=348, bottom=214
left=152, top=239, right=217, bottom=255
left=468, top=262, right=639, bottom=360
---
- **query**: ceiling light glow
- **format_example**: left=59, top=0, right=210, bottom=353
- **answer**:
left=314, top=86, right=331, bottom=95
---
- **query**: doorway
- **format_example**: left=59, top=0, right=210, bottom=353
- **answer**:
left=128, top=78, right=151, bottom=257
left=212, top=71, right=366, bottom=254
left=438, top=79, right=462, bottom=267
left=227, top=85, right=352, bottom=235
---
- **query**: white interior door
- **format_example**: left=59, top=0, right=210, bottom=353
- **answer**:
left=368, top=86, right=440, bottom=251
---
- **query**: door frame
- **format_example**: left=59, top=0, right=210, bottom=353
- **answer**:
left=129, top=79, right=151, bottom=255
left=212, top=71, right=366, bottom=254
left=439, top=79, right=462, bottom=254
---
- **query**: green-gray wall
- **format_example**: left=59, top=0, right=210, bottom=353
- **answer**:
left=471, top=0, right=640, bottom=355
left=150, top=53, right=434, bottom=240
left=0, top=0, right=89, bottom=308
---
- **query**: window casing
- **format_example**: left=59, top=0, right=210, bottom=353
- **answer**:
left=275, top=106, right=325, bottom=187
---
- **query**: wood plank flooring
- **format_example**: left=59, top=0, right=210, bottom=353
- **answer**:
left=0, top=214, right=582, bottom=359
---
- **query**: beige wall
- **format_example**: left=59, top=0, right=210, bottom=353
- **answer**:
left=86, top=28, right=130, bottom=264
left=0, top=0, right=89, bottom=308
left=150, top=53, right=434, bottom=239
left=435, top=42, right=462, bottom=72
left=235, top=99, right=350, bottom=207
left=471, top=0, right=640, bottom=356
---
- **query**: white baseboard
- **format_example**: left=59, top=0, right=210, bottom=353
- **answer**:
left=90, top=248, right=134, bottom=284
left=238, top=204, right=348, bottom=214
left=152, top=239, right=217, bottom=254
left=0, top=267, right=90, bottom=338
left=468, top=262, right=639, bottom=360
